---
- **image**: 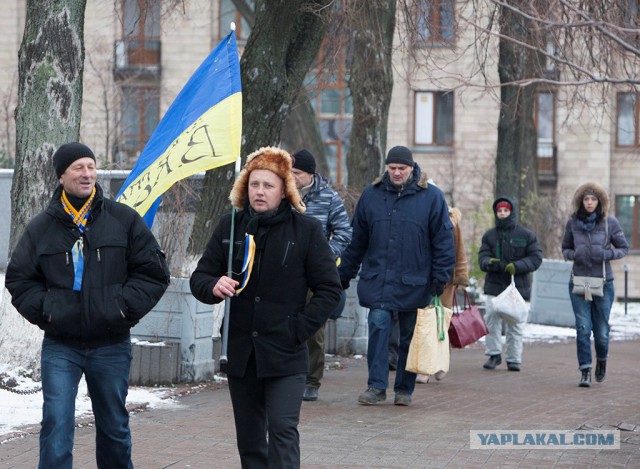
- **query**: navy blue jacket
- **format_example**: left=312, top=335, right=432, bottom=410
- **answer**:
left=338, top=165, right=455, bottom=311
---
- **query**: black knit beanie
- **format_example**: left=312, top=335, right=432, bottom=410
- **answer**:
left=53, top=142, right=96, bottom=177
left=292, top=149, right=316, bottom=174
left=385, top=146, right=414, bottom=166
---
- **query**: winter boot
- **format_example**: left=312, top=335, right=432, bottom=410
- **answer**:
left=483, top=354, right=502, bottom=370
left=579, top=368, right=591, bottom=388
left=595, top=359, right=607, bottom=383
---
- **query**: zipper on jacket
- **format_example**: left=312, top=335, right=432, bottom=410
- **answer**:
left=282, top=241, right=293, bottom=266
left=65, top=251, right=70, bottom=265
left=97, top=248, right=101, bottom=262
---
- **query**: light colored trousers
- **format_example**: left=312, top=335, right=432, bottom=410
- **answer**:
left=484, top=294, right=524, bottom=364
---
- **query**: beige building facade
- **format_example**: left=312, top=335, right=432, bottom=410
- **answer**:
left=1, top=1, right=638, bottom=296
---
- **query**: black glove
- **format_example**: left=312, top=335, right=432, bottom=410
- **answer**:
left=486, top=258, right=501, bottom=272
left=429, top=279, right=445, bottom=297
left=340, top=278, right=351, bottom=291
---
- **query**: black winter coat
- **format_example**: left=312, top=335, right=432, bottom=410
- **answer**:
left=190, top=202, right=342, bottom=378
left=6, top=184, right=171, bottom=346
left=478, top=198, right=542, bottom=300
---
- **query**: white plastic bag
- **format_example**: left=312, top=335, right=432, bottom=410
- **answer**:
left=491, top=275, right=528, bottom=324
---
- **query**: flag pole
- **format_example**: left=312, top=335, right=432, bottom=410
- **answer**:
left=218, top=24, right=239, bottom=366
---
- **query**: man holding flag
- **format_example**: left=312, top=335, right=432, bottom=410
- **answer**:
left=190, top=147, right=342, bottom=467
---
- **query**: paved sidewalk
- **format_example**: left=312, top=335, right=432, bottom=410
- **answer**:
left=2, top=340, right=640, bottom=468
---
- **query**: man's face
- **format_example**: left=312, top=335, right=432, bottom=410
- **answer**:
left=292, top=168, right=313, bottom=190
left=59, top=157, right=97, bottom=198
left=248, top=169, right=285, bottom=213
left=386, top=163, right=413, bottom=186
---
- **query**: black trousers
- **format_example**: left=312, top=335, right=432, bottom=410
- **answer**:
left=227, top=352, right=306, bottom=468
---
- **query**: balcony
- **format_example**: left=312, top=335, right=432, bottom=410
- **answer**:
left=114, top=39, right=161, bottom=79
left=537, top=140, right=557, bottom=185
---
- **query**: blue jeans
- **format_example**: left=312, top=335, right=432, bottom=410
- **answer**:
left=569, top=281, right=615, bottom=370
left=367, top=309, right=417, bottom=394
left=40, top=337, right=133, bottom=469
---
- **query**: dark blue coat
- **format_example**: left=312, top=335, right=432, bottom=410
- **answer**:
left=338, top=166, right=455, bottom=311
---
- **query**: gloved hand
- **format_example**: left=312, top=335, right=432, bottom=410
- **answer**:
left=429, top=279, right=445, bottom=297
left=504, top=263, right=516, bottom=276
left=340, top=278, right=351, bottom=291
left=487, top=258, right=501, bottom=272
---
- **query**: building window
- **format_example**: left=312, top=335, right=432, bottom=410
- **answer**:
left=535, top=92, right=555, bottom=157
left=220, top=0, right=253, bottom=42
left=120, top=87, right=160, bottom=164
left=122, top=0, right=161, bottom=66
left=414, top=91, right=454, bottom=146
left=616, top=195, right=639, bottom=249
left=417, top=0, right=455, bottom=43
left=617, top=92, right=638, bottom=146
left=307, top=42, right=353, bottom=186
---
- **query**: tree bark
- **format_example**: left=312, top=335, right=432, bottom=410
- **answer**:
left=189, top=0, right=332, bottom=255
left=280, top=91, right=326, bottom=173
left=346, top=0, right=396, bottom=191
left=495, top=0, right=542, bottom=211
left=10, top=0, right=87, bottom=255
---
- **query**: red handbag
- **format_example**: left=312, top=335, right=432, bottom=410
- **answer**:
left=448, top=289, right=489, bottom=349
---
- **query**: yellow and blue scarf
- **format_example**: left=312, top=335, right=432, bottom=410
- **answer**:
left=61, top=188, right=96, bottom=291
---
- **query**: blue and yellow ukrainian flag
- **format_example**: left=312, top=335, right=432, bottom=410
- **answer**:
left=116, top=30, right=242, bottom=226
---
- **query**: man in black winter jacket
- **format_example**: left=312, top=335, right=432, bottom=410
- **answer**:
left=478, top=196, right=542, bottom=372
left=6, top=142, right=170, bottom=469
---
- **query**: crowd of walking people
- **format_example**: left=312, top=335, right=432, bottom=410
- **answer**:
left=5, top=141, right=629, bottom=468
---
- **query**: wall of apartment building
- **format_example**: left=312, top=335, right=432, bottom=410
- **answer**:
left=1, top=1, right=637, bottom=297
left=386, top=6, right=639, bottom=298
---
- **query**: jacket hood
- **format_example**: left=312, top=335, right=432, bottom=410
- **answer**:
left=572, top=182, right=609, bottom=216
left=493, top=196, right=517, bottom=227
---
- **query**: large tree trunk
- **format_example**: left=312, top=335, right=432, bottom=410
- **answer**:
left=189, top=0, right=331, bottom=255
left=495, top=1, right=542, bottom=211
left=346, top=0, right=396, bottom=191
left=10, top=0, right=86, bottom=255
left=2, top=0, right=87, bottom=378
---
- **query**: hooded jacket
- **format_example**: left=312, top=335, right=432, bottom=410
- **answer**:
left=338, top=164, right=455, bottom=311
left=478, top=197, right=542, bottom=300
left=561, top=182, right=629, bottom=280
left=6, top=183, right=171, bottom=346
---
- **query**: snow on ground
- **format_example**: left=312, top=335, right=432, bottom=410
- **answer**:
left=1, top=271, right=639, bottom=437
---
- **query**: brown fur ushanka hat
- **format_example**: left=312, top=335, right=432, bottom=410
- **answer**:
left=229, top=146, right=305, bottom=213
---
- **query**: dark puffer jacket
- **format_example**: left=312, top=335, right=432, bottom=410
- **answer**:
left=478, top=197, right=542, bottom=300
left=6, top=184, right=171, bottom=346
left=561, top=182, right=629, bottom=280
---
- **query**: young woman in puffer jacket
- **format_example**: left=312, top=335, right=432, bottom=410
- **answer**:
left=562, top=182, right=629, bottom=388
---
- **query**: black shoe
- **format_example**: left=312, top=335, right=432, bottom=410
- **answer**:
left=358, top=387, right=387, bottom=405
left=507, top=362, right=520, bottom=372
left=595, top=359, right=607, bottom=382
left=579, top=368, right=591, bottom=387
left=303, top=386, right=319, bottom=401
left=483, top=355, right=502, bottom=369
